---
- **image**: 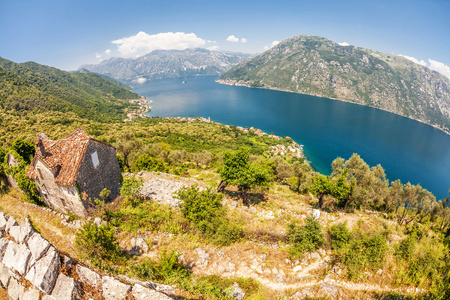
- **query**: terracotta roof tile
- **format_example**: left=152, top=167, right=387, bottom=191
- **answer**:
left=27, top=128, right=110, bottom=187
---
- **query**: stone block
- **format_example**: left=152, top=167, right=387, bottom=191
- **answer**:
left=132, top=283, right=173, bottom=300
left=9, top=218, right=34, bottom=244
left=76, top=264, right=101, bottom=289
left=25, top=246, right=60, bottom=294
left=7, top=277, right=25, bottom=300
left=0, top=237, right=10, bottom=261
left=0, top=262, right=11, bottom=288
left=102, top=276, right=132, bottom=300
left=3, top=240, right=32, bottom=275
left=27, top=232, right=51, bottom=267
left=23, top=287, right=41, bottom=300
left=51, top=273, right=81, bottom=300
left=5, top=216, right=18, bottom=234
left=0, top=212, right=7, bottom=231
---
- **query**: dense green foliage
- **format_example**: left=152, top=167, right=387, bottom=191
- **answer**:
left=178, top=186, right=244, bottom=245
left=0, top=57, right=138, bottom=122
left=287, top=216, right=325, bottom=259
left=218, top=147, right=272, bottom=204
left=75, top=221, right=123, bottom=268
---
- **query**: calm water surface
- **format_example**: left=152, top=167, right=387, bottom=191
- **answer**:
left=132, top=76, right=450, bottom=200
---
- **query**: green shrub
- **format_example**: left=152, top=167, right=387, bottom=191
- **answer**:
left=75, top=221, right=122, bottom=268
left=395, top=232, right=418, bottom=262
left=120, top=176, right=143, bottom=206
left=328, top=222, right=351, bottom=250
left=287, top=216, right=325, bottom=259
left=130, top=249, right=189, bottom=284
left=177, top=186, right=244, bottom=245
left=133, top=154, right=167, bottom=172
left=341, top=233, right=388, bottom=279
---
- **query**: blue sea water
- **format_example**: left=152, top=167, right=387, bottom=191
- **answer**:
left=132, top=76, right=450, bottom=200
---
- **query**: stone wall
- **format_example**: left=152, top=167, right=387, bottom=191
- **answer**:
left=33, top=160, right=86, bottom=217
left=76, top=141, right=121, bottom=203
left=0, top=212, right=173, bottom=300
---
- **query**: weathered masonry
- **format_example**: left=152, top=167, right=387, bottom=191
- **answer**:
left=27, top=128, right=121, bottom=217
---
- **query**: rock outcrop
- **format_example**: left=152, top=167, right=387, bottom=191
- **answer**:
left=0, top=212, right=175, bottom=300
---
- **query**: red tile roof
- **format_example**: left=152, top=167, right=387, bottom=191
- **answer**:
left=27, top=128, right=111, bottom=187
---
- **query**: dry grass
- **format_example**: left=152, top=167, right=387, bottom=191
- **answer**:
left=0, top=192, right=78, bottom=259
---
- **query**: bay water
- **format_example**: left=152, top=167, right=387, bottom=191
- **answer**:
left=132, top=76, right=450, bottom=200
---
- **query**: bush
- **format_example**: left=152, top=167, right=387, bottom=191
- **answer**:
left=328, top=222, right=351, bottom=250
left=133, top=154, right=167, bottom=172
left=120, top=176, right=143, bottom=206
left=75, top=221, right=122, bottom=268
left=341, top=233, right=388, bottom=279
left=287, top=216, right=325, bottom=259
left=130, top=249, right=190, bottom=284
left=177, top=186, right=243, bottom=245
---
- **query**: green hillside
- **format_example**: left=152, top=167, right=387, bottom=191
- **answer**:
left=0, top=57, right=139, bottom=121
left=219, top=35, right=450, bottom=133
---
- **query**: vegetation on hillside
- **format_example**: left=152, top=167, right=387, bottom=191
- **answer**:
left=0, top=57, right=138, bottom=122
left=219, top=34, right=450, bottom=133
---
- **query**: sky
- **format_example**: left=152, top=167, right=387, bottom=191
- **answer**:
left=0, top=0, right=449, bottom=77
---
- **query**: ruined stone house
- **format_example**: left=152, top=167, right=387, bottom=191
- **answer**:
left=26, top=128, right=121, bottom=216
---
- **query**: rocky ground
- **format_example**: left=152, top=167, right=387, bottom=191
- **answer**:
left=0, top=171, right=422, bottom=299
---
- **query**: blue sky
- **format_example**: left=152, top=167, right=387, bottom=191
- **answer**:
left=1, top=0, right=449, bottom=74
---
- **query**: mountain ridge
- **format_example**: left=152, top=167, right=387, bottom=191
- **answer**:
left=80, top=48, right=252, bottom=83
left=218, top=34, right=450, bottom=134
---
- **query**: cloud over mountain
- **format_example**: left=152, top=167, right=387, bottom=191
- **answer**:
left=111, top=31, right=206, bottom=58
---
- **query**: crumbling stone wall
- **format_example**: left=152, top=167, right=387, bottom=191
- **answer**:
left=0, top=211, right=173, bottom=300
left=33, top=160, right=86, bottom=217
left=76, top=141, right=121, bottom=203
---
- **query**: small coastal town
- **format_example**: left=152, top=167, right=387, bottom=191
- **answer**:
left=124, top=97, right=152, bottom=121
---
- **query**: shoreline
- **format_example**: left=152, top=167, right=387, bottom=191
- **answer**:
left=163, top=116, right=310, bottom=165
left=216, top=79, right=450, bottom=136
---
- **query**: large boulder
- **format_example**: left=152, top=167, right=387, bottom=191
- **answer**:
left=51, top=273, right=81, bottom=300
left=76, top=264, right=102, bottom=289
left=132, top=283, right=173, bottom=300
left=25, top=246, right=60, bottom=294
left=27, top=232, right=51, bottom=267
left=2, top=240, right=32, bottom=275
left=102, top=276, right=132, bottom=300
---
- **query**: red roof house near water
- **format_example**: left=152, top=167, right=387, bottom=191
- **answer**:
left=27, top=128, right=121, bottom=216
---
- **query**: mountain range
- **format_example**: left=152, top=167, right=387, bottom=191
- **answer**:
left=81, top=48, right=251, bottom=83
left=218, top=35, right=450, bottom=134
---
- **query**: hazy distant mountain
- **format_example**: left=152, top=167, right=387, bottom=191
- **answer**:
left=81, top=48, right=252, bottom=83
left=219, top=35, right=450, bottom=133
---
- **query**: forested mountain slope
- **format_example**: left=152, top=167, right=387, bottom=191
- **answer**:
left=0, top=57, right=139, bottom=121
left=219, top=35, right=450, bottom=133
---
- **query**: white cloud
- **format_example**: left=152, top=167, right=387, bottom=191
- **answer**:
left=428, top=59, right=450, bottom=80
left=95, top=53, right=101, bottom=59
left=105, top=49, right=111, bottom=55
left=226, top=35, right=239, bottom=43
left=400, top=55, right=450, bottom=80
left=271, top=40, right=280, bottom=47
left=135, top=77, right=147, bottom=84
left=339, top=42, right=350, bottom=46
left=400, top=54, right=427, bottom=66
left=241, top=38, right=247, bottom=43
left=207, top=45, right=220, bottom=51
left=112, top=31, right=206, bottom=58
